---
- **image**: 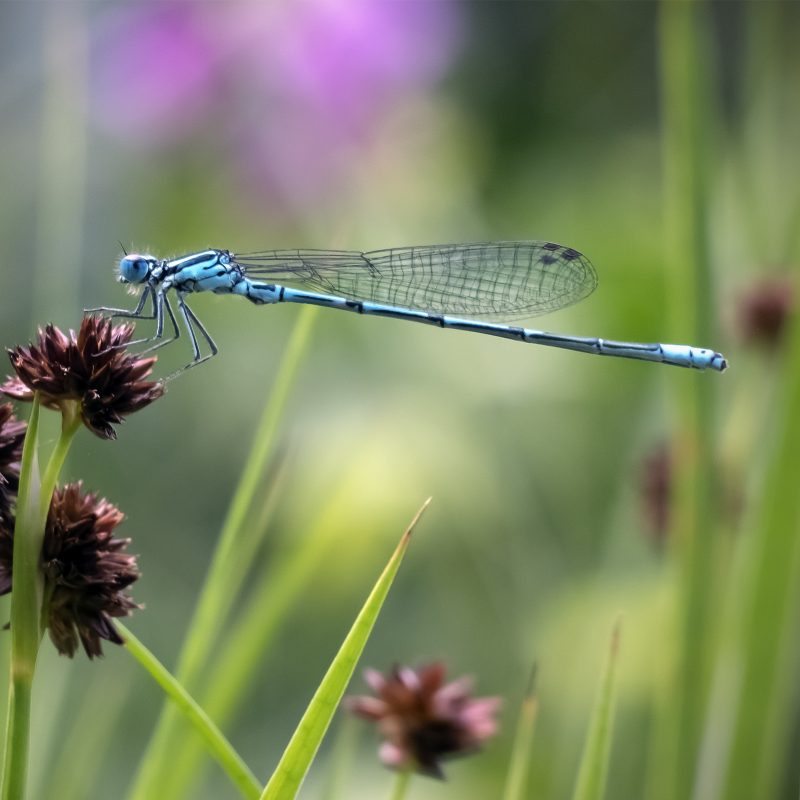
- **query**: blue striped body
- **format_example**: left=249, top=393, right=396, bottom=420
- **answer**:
left=94, top=243, right=728, bottom=374
left=241, top=282, right=725, bottom=371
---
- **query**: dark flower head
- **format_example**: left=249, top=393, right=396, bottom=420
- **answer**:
left=345, top=662, right=501, bottom=779
left=0, top=403, right=26, bottom=531
left=0, top=482, right=140, bottom=658
left=2, top=316, right=164, bottom=439
left=737, top=276, right=794, bottom=350
left=640, top=443, right=672, bottom=548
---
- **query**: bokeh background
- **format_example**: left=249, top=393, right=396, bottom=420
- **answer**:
left=0, top=2, right=799, bottom=799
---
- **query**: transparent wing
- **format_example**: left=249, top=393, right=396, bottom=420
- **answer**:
left=232, top=241, right=597, bottom=320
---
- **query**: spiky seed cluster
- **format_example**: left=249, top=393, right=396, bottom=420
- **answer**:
left=0, top=482, right=140, bottom=658
left=2, top=316, right=164, bottom=439
left=0, top=403, right=26, bottom=532
left=345, top=662, right=501, bottom=779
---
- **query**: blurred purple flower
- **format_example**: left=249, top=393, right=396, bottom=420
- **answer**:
left=93, top=5, right=222, bottom=142
left=250, top=1, right=457, bottom=137
left=93, top=1, right=460, bottom=204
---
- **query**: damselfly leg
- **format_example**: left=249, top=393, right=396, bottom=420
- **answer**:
left=85, top=285, right=181, bottom=355
left=137, top=292, right=181, bottom=354
left=173, top=292, right=218, bottom=372
left=84, top=284, right=153, bottom=321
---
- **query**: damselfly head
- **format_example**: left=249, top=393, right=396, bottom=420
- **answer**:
left=118, top=254, right=156, bottom=284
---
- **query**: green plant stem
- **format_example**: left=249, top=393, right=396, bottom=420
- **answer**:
left=38, top=405, right=81, bottom=525
left=1, top=398, right=81, bottom=800
left=389, top=771, right=411, bottom=800
left=118, top=622, right=261, bottom=800
left=2, top=395, right=43, bottom=800
left=656, top=3, right=719, bottom=798
left=0, top=679, right=32, bottom=800
left=37, top=406, right=81, bottom=643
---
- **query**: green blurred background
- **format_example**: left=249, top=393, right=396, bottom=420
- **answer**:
left=1, top=2, right=799, bottom=799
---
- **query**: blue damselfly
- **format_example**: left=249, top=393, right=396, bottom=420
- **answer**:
left=86, top=241, right=727, bottom=374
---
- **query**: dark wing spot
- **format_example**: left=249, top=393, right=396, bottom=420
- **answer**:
left=542, top=242, right=561, bottom=251
left=562, top=248, right=582, bottom=261
left=540, top=254, right=557, bottom=265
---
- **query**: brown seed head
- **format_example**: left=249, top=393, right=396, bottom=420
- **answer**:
left=345, top=662, right=501, bottom=779
left=737, top=276, right=794, bottom=349
left=0, top=403, right=26, bottom=532
left=640, top=443, right=672, bottom=548
left=2, top=316, right=164, bottom=439
left=0, top=482, right=140, bottom=658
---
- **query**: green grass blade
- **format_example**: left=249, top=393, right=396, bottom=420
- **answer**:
left=128, top=307, right=317, bottom=800
left=502, top=664, right=539, bottom=800
left=153, top=454, right=396, bottom=799
left=43, top=675, right=128, bottom=800
left=719, top=308, right=800, bottom=799
left=174, top=305, right=319, bottom=683
left=119, top=622, right=262, bottom=800
left=657, top=2, right=721, bottom=797
left=260, top=498, right=430, bottom=800
left=571, top=621, right=621, bottom=800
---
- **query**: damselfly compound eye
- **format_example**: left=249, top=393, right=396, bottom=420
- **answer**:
left=119, top=254, right=155, bottom=284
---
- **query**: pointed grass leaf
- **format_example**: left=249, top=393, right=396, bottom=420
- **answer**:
left=260, top=498, right=430, bottom=800
left=572, top=620, right=622, bottom=800
left=153, top=448, right=403, bottom=798
left=502, top=664, right=539, bottom=800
